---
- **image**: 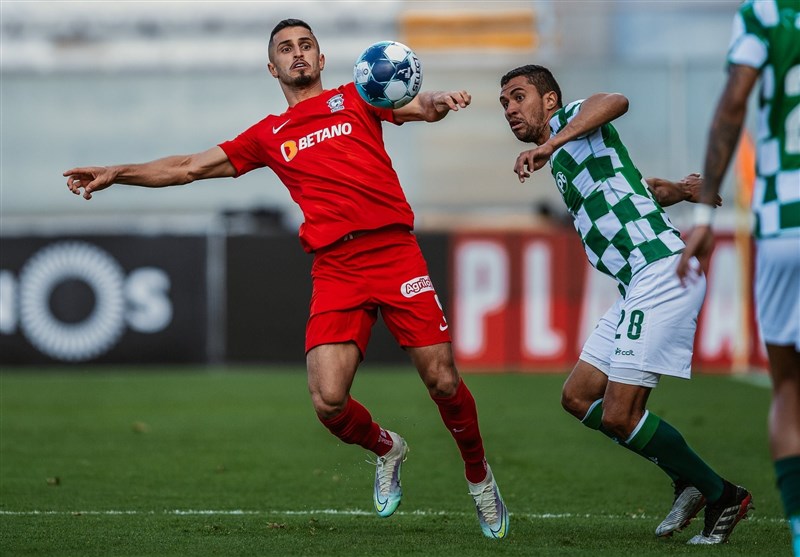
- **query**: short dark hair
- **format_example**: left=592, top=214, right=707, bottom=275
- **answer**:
left=501, top=65, right=563, bottom=108
left=269, top=18, right=314, bottom=47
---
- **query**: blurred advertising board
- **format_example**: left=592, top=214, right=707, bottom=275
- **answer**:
left=0, top=236, right=209, bottom=365
left=1, top=230, right=764, bottom=372
left=450, top=231, right=768, bottom=373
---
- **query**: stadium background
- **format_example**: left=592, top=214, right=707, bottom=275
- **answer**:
left=1, top=0, right=762, bottom=372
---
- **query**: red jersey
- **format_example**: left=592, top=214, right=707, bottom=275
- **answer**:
left=219, top=82, right=415, bottom=253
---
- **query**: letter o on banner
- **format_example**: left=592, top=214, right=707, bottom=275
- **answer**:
left=19, top=241, right=126, bottom=361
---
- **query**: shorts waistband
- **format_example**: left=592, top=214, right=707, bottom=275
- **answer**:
left=321, top=224, right=411, bottom=252
left=340, top=230, right=369, bottom=242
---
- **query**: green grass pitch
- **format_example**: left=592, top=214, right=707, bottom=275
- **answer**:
left=0, top=367, right=789, bottom=556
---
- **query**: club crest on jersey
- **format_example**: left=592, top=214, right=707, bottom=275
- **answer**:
left=327, top=94, right=344, bottom=113
left=401, top=275, right=434, bottom=298
left=555, top=171, right=568, bottom=194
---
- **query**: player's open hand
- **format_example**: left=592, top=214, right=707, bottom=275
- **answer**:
left=676, top=225, right=714, bottom=286
left=680, top=173, right=722, bottom=206
left=64, top=166, right=116, bottom=200
left=433, top=90, right=471, bottom=112
left=514, top=143, right=554, bottom=183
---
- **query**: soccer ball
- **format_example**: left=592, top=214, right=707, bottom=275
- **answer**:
left=353, top=41, right=422, bottom=109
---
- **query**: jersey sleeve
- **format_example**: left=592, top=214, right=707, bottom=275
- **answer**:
left=726, top=1, right=770, bottom=70
left=384, top=106, right=400, bottom=125
left=550, top=100, right=587, bottom=137
left=347, top=82, right=397, bottom=125
left=218, top=119, right=270, bottom=178
left=561, top=100, right=583, bottom=126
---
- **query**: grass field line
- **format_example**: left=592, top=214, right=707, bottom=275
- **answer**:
left=0, top=509, right=786, bottom=524
left=730, top=372, right=772, bottom=389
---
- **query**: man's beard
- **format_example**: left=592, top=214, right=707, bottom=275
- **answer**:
left=291, top=72, right=315, bottom=88
left=514, top=126, right=538, bottom=144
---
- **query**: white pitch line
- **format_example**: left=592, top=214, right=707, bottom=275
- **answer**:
left=730, top=373, right=772, bottom=389
left=0, top=509, right=787, bottom=523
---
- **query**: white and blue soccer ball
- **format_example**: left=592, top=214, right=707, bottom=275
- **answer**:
left=353, top=41, right=422, bottom=109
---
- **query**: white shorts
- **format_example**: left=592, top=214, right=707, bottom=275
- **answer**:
left=579, top=254, right=706, bottom=387
left=755, top=236, right=800, bottom=350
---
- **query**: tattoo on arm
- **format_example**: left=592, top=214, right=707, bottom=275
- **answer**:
left=701, top=64, right=759, bottom=204
left=705, top=117, right=742, bottom=196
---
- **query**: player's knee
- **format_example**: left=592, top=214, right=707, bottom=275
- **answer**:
left=423, top=368, right=459, bottom=398
left=416, top=355, right=459, bottom=397
left=310, top=389, right=348, bottom=420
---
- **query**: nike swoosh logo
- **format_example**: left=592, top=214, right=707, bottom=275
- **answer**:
left=439, top=323, right=449, bottom=331
left=272, top=120, right=290, bottom=134
left=491, top=519, right=508, bottom=539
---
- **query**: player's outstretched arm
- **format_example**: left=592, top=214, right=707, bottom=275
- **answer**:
left=393, top=90, right=471, bottom=123
left=646, top=174, right=723, bottom=208
left=64, top=146, right=236, bottom=200
left=514, top=93, right=628, bottom=182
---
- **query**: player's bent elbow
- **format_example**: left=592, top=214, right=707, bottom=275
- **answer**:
left=610, top=93, right=629, bottom=116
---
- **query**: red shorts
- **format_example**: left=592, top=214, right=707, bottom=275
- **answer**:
left=306, top=226, right=451, bottom=356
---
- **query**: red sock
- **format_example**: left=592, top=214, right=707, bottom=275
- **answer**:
left=318, top=396, right=393, bottom=456
left=431, top=379, right=487, bottom=483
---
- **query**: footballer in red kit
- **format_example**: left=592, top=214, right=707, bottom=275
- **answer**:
left=64, top=18, right=509, bottom=539
left=220, top=82, right=414, bottom=253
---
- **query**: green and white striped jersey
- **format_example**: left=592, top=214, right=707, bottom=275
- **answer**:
left=547, top=100, right=685, bottom=289
left=728, top=0, right=800, bottom=239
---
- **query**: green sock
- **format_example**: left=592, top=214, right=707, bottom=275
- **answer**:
left=626, top=411, right=724, bottom=501
left=776, top=456, right=800, bottom=517
left=581, top=399, right=680, bottom=482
